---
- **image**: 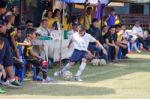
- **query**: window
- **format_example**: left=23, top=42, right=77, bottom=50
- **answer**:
left=130, top=3, right=144, bottom=14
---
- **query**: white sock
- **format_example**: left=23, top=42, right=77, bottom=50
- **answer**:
left=75, top=62, right=86, bottom=77
left=9, top=78, right=15, bottom=82
left=133, top=43, right=139, bottom=51
left=62, top=63, right=72, bottom=73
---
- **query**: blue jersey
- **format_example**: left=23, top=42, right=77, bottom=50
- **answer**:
left=107, top=15, right=115, bottom=27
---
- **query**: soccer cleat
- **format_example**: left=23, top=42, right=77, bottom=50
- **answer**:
left=8, top=80, right=23, bottom=88
left=75, top=76, right=83, bottom=82
left=0, top=88, right=6, bottom=94
left=136, top=50, right=141, bottom=53
left=43, top=77, right=53, bottom=83
left=54, top=71, right=62, bottom=77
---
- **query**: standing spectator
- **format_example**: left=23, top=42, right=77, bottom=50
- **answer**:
left=52, top=9, right=61, bottom=23
left=132, top=21, right=149, bottom=51
left=106, top=9, right=116, bottom=27
left=43, top=10, right=54, bottom=29
left=80, top=7, right=93, bottom=30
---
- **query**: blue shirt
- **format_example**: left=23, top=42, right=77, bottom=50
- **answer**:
left=107, top=15, right=115, bottom=27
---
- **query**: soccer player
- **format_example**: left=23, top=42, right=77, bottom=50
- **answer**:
left=23, top=28, right=52, bottom=82
left=54, top=25, right=107, bottom=81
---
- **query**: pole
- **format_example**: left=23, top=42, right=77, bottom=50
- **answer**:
left=100, top=4, right=105, bottom=29
left=19, top=0, right=23, bottom=23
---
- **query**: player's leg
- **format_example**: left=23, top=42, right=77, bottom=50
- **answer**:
left=75, top=58, right=87, bottom=81
left=54, top=49, right=81, bottom=77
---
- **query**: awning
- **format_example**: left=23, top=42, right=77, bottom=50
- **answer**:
left=125, top=0, right=150, bottom=3
left=61, top=0, right=109, bottom=5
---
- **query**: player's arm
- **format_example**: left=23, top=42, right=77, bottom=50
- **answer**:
left=28, top=48, right=40, bottom=59
left=68, top=38, right=73, bottom=49
left=105, top=39, right=115, bottom=47
left=18, top=42, right=31, bottom=46
left=95, top=40, right=107, bottom=55
left=11, top=34, right=20, bottom=59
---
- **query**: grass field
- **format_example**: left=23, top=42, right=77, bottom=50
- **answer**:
left=1, top=52, right=150, bottom=99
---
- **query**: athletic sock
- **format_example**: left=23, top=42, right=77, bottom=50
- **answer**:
left=62, top=63, right=72, bottom=73
left=75, top=62, right=86, bottom=77
left=42, top=67, right=47, bottom=79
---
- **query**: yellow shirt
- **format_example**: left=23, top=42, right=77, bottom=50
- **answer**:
left=53, top=17, right=61, bottom=23
left=80, top=15, right=91, bottom=30
left=117, top=30, right=123, bottom=41
left=48, top=18, right=55, bottom=29
left=62, top=17, right=70, bottom=30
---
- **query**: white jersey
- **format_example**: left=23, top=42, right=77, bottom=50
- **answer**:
left=36, top=26, right=51, bottom=36
left=68, top=30, right=77, bottom=40
left=132, top=26, right=143, bottom=38
left=71, top=32, right=96, bottom=51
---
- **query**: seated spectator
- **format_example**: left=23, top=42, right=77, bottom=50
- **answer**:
left=0, top=19, right=22, bottom=87
left=102, top=25, right=109, bottom=36
left=0, top=38, right=7, bottom=84
left=20, top=20, right=33, bottom=42
left=114, top=25, right=128, bottom=59
left=132, top=21, right=150, bottom=52
left=23, top=28, right=52, bottom=82
left=144, top=22, right=150, bottom=46
left=104, top=26, right=119, bottom=62
left=87, top=18, right=108, bottom=61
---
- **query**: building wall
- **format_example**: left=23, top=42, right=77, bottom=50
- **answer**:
left=114, top=3, right=149, bottom=15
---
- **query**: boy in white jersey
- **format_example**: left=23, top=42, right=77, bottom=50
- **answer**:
left=54, top=25, right=107, bottom=81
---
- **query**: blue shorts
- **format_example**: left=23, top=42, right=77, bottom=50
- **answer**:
left=0, top=37, right=13, bottom=67
left=70, top=49, right=88, bottom=63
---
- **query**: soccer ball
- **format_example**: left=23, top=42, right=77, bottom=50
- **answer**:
left=91, top=59, right=100, bottom=66
left=98, top=59, right=106, bottom=66
left=63, top=71, right=73, bottom=81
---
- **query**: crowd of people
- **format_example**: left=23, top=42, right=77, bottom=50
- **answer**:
left=0, top=1, right=150, bottom=91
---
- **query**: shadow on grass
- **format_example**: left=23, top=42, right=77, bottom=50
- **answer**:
left=83, top=58, right=150, bottom=82
left=4, top=84, right=115, bottom=96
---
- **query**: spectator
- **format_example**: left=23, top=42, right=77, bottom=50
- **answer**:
left=102, top=25, right=109, bottom=36
left=104, top=26, right=119, bottom=62
left=36, top=18, right=51, bottom=36
left=106, top=9, right=116, bottom=27
left=52, top=9, right=61, bottom=23
left=80, top=7, right=93, bottom=30
left=0, top=19, right=22, bottom=87
left=115, top=14, right=121, bottom=25
left=20, top=20, right=33, bottom=42
left=132, top=21, right=149, bottom=51
left=144, top=22, right=150, bottom=46
left=114, top=25, right=128, bottom=59
left=43, top=10, right=54, bottom=29
left=87, top=18, right=108, bottom=61
left=23, top=28, right=52, bottom=82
